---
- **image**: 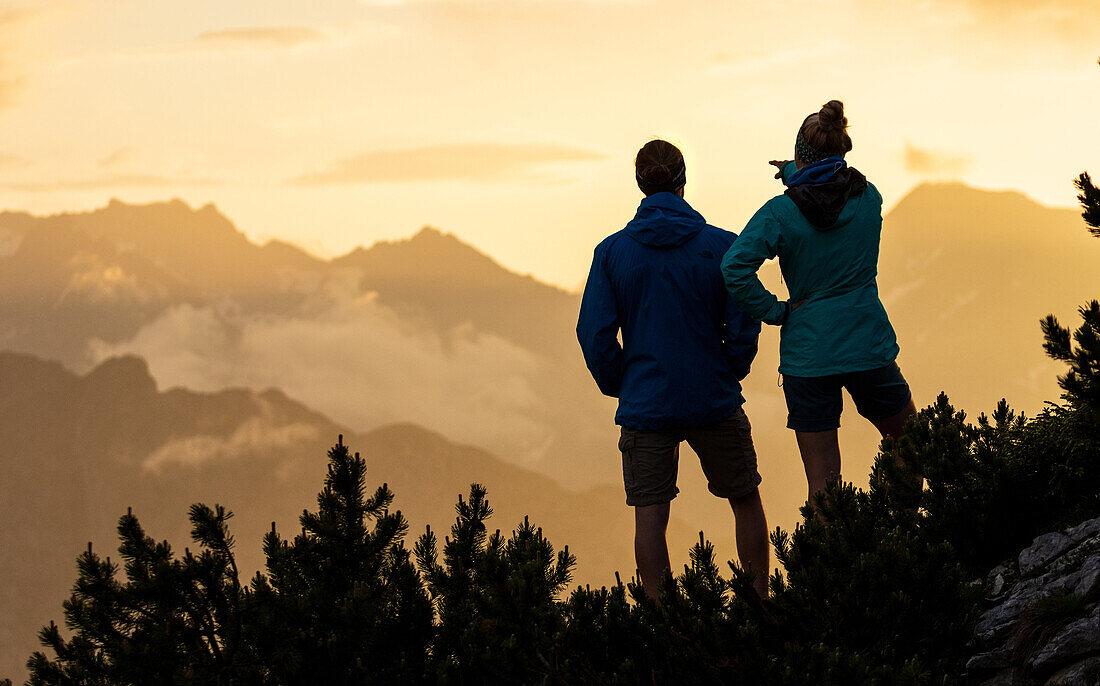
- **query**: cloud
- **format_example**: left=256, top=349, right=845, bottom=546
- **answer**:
left=0, top=173, right=221, bottom=191
left=60, top=253, right=153, bottom=305
left=290, top=143, right=607, bottom=185
left=88, top=287, right=559, bottom=467
left=930, top=0, right=1100, bottom=39
left=144, top=415, right=322, bottom=471
left=0, top=8, right=36, bottom=110
left=193, top=26, right=329, bottom=50
left=903, top=143, right=973, bottom=177
left=953, top=0, right=1099, bottom=14
left=708, top=42, right=845, bottom=76
left=98, top=147, right=134, bottom=168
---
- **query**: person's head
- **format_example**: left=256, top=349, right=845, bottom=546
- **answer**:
left=635, top=139, right=686, bottom=196
left=794, top=100, right=853, bottom=166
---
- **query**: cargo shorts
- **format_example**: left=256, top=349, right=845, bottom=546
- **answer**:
left=617, top=407, right=761, bottom=507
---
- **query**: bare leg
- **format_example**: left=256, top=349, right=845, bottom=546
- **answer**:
left=795, top=429, right=842, bottom=505
left=872, top=399, right=921, bottom=491
left=871, top=398, right=917, bottom=441
left=634, top=502, right=671, bottom=599
left=729, top=487, right=769, bottom=597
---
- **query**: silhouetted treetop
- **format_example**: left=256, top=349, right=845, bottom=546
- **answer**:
left=1076, top=171, right=1100, bottom=237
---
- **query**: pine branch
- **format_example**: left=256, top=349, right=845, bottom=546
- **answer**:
left=1075, top=172, right=1100, bottom=236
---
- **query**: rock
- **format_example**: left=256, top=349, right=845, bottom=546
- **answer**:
left=968, top=645, right=1015, bottom=673
left=1021, top=533, right=1073, bottom=575
left=980, top=667, right=1023, bottom=686
left=1044, top=655, right=1100, bottom=685
left=1066, top=518, right=1100, bottom=546
left=1063, top=561, right=1100, bottom=600
left=969, top=517, right=1100, bottom=684
left=980, top=555, right=1100, bottom=643
left=1029, top=604, right=1100, bottom=674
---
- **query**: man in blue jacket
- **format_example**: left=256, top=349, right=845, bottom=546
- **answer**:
left=577, top=140, right=768, bottom=598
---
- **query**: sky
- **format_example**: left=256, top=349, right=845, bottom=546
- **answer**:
left=0, top=0, right=1097, bottom=289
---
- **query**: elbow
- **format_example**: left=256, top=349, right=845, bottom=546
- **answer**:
left=722, top=270, right=751, bottom=295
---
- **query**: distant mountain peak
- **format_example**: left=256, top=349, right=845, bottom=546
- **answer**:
left=84, top=355, right=158, bottom=396
left=372, top=225, right=479, bottom=253
left=411, top=225, right=448, bottom=240
left=337, top=224, right=512, bottom=281
left=889, top=181, right=1070, bottom=220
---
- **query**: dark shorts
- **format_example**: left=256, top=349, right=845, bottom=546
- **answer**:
left=618, top=407, right=761, bottom=507
left=782, top=361, right=912, bottom=433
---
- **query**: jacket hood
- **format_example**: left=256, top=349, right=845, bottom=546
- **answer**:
left=784, top=158, right=868, bottom=230
left=624, top=192, right=707, bottom=247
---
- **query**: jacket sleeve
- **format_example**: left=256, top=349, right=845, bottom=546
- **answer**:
left=721, top=206, right=789, bottom=326
left=780, top=160, right=798, bottom=185
left=576, top=245, right=624, bottom=397
left=723, top=295, right=761, bottom=382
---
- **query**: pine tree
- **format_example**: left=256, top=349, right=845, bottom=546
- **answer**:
left=26, top=437, right=434, bottom=685
left=414, top=484, right=576, bottom=684
left=1041, top=171, right=1100, bottom=411
left=1042, top=301, right=1100, bottom=412
left=555, top=577, right=648, bottom=684
left=27, top=504, right=258, bottom=684
left=248, top=435, right=433, bottom=685
left=761, top=468, right=978, bottom=685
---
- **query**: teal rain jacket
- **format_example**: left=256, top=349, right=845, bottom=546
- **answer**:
left=720, top=158, right=899, bottom=377
left=578, top=192, right=760, bottom=430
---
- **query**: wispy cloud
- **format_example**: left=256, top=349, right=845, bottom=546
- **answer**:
left=0, top=8, right=37, bottom=110
left=953, top=0, right=1100, bottom=15
left=903, top=142, right=972, bottom=177
left=290, top=143, right=607, bottom=186
left=708, top=42, right=845, bottom=76
left=927, top=0, right=1100, bottom=40
left=193, top=26, right=330, bottom=50
left=98, top=147, right=134, bottom=168
left=90, top=291, right=557, bottom=466
left=144, top=416, right=322, bottom=471
left=0, top=173, right=221, bottom=192
left=0, top=152, right=25, bottom=167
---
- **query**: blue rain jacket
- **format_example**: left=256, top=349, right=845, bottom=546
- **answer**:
left=577, top=192, right=761, bottom=430
left=721, top=159, right=899, bottom=377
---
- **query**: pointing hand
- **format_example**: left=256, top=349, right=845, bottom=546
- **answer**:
left=769, top=160, right=792, bottom=180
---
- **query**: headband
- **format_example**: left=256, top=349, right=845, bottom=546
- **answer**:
left=795, top=113, right=846, bottom=164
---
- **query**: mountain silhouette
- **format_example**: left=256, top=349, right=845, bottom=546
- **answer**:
left=0, top=202, right=579, bottom=366
left=0, top=198, right=616, bottom=485
left=334, top=227, right=580, bottom=360
left=878, top=182, right=1100, bottom=416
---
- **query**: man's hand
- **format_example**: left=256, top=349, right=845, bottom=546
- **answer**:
left=769, top=160, right=792, bottom=180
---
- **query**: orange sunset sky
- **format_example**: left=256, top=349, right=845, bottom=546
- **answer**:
left=0, top=0, right=1097, bottom=288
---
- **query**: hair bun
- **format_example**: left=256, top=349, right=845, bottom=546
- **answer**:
left=635, top=139, right=686, bottom=195
left=817, top=100, right=848, bottom=132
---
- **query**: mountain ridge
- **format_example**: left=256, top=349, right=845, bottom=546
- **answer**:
left=3, top=180, right=1082, bottom=285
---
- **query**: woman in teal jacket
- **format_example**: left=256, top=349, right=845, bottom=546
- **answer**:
left=721, top=100, right=916, bottom=504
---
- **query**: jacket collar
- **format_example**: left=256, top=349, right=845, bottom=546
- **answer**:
left=786, top=156, right=847, bottom=187
left=624, top=192, right=706, bottom=248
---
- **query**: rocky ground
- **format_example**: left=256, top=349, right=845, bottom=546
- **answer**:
left=967, top=516, right=1100, bottom=685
